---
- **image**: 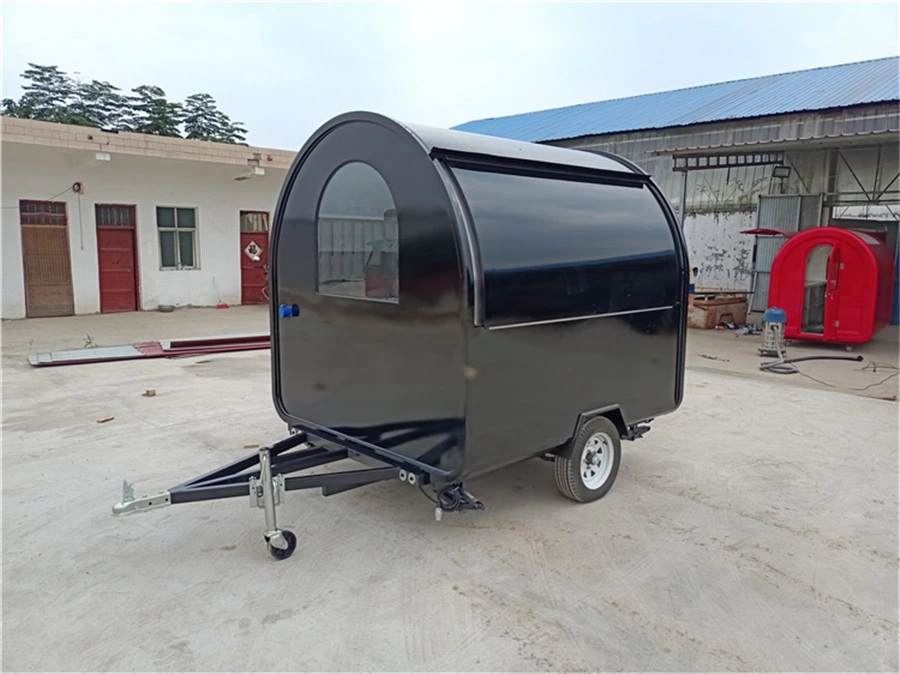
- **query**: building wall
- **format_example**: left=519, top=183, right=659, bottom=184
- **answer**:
left=552, top=105, right=899, bottom=295
left=683, top=212, right=756, bottom=290
left=553, top=104, right=899, bottom=213
left=2, top=142, right=288, bottom=319
left=4, top=112, right=897, bottom=318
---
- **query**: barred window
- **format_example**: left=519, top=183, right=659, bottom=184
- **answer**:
left=240, top=210, right=270, bottom=232
left=96, top=204, right=135, bottom=227
left=19, top=200, right=67, bottom=226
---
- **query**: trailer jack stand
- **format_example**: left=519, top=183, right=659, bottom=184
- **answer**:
left=253, top=447, right=297, bottom=560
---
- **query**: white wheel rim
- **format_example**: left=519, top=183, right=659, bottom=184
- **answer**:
left=580, top=432, right=614, bottom=490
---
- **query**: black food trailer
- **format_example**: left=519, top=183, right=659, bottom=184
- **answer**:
left=112, top=112, right=688, bottom=560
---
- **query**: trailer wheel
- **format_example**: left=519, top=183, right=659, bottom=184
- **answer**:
left=555, top=417, right=621, bottom=503
left=267, top=530, right=297, bottom=560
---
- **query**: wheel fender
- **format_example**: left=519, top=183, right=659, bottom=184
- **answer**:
left=573, top=406, right=627, bottom=442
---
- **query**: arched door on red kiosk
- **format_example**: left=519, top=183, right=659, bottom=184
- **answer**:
left=800, top=244, right=832, bottom=337
left=801, top=243, right=843, bottom=340
left=824, top=246, right=842, bottom=341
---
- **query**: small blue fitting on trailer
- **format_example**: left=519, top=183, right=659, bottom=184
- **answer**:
left=278, top=304, right=292, bottom=318
left=763, top=307, right=787, bottom=324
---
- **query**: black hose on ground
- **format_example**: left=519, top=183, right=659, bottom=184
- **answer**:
left=760, top=349, right=864, bottom=375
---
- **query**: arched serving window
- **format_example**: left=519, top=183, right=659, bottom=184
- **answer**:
left=316, top=162, right=399, bottom=303
left=802, top=244, right=832, bottom=334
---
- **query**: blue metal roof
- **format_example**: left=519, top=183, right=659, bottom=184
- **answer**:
left=452, top=57, right=900, bottom=143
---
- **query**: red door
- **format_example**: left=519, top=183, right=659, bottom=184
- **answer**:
left=240, top=211, right=270, bottom=304
left=823, top=247, right=842, bottom=341
left=96, top=205, right=138, bottom=313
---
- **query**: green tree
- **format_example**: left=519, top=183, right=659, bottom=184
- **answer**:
left=182, top=93, right=246, bottom=144
left=103, top=84, right=135, bottom=131
left=1, top=97, right=22, bottom=116
left=68, top=79, right=130, bottom=129
left=4, top=63, right=75, bottom=122
left=128, top=85, right=182, bottom=137
left=225, top=119, right=248, bottom=145
left=2, top=64, right=250, bottom=141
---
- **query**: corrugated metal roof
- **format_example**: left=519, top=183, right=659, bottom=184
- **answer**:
left=652, top=128, right=900, bottom=155
left=452, top=57, right=900, bottom=143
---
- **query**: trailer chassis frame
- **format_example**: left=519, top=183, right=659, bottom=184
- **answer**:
left=112, top=428, right=448, bottom=560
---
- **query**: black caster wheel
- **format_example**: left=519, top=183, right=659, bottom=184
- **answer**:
left=267, top=530, right=297, bottom=560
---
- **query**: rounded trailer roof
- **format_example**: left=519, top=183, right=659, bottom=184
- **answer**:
left=298, top=111, right=645, bottom=177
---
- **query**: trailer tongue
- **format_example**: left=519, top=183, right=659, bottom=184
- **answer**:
left=113, top=428, right=484, bottom=560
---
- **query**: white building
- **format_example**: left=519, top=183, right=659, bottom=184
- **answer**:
left=2, top=116, right=294, bottom=319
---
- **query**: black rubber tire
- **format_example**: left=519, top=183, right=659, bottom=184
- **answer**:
left=267, top=530, right=297, bottom=560
left=555, top=416, right=621, bottom=503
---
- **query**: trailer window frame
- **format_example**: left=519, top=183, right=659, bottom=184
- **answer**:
left=450, top=166, right=679, bottom=329
left=315, top=160, right=400, bottom=304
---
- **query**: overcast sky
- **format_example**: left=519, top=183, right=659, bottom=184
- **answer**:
left=2, top=2, right=898, bottom=149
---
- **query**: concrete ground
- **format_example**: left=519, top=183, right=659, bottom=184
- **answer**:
left=686, top=313, right=899, bottom=402
left=2, top=307, right=897, bottom=671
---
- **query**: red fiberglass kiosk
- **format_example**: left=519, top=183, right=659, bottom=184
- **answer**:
left=768, top=227, right=896, bottom=347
